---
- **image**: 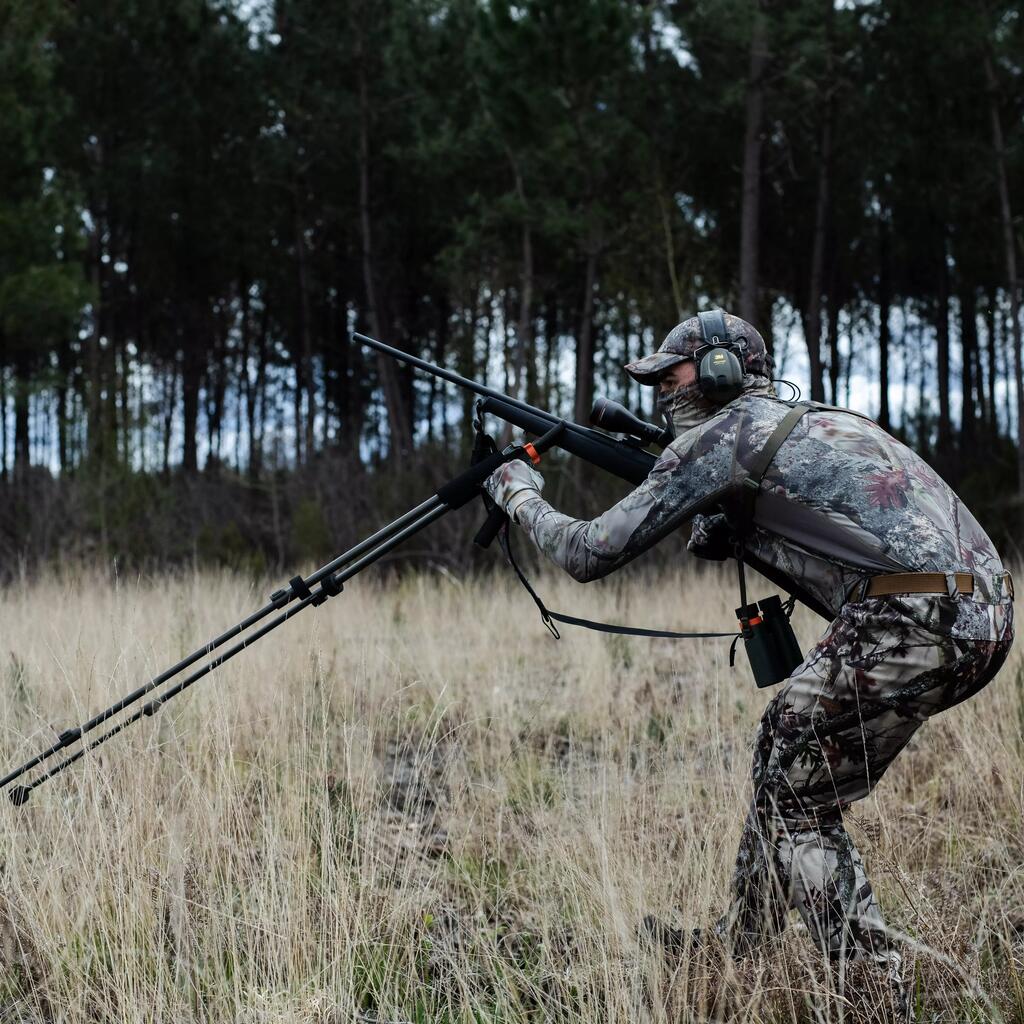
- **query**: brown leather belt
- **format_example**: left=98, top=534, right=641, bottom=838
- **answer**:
left=865, top=571, right=975, bottom=597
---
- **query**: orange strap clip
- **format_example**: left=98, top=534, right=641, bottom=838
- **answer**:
left=522, top=442, right=541, bottom=466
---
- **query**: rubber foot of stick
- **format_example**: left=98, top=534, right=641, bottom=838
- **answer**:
left=9, top=787, right=30, bottom=807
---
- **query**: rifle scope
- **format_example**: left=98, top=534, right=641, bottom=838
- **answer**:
left=590, top=397, right=673, bottom=449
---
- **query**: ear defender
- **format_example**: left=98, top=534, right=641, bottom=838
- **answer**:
left=696, top=309, right=745, bottom=403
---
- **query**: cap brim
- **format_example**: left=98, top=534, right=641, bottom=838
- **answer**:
left=623, top=352, right=687, bottom=386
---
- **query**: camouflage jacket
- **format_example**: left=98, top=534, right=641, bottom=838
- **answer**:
left=510, top=378, right=1011, bottom=640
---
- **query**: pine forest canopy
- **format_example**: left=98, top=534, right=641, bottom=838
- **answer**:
left=0, top=0, right=1023, bottom=569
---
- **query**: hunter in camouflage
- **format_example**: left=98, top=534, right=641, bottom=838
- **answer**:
left=483, top=312, right=1014, bottom=1015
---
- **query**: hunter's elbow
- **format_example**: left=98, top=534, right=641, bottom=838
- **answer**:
left=567, top=564, right=596, bottom=584
left=567, top=553, right=617, bottom=584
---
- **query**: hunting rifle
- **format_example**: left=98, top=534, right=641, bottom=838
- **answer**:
left=1, top=333, right=742, bottom=806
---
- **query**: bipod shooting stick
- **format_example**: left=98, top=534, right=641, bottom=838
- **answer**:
left=4, top=331, right=799, bottom=804
left=0, top=414, right=568, bottom=806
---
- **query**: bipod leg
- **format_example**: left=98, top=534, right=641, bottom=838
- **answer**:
left=4, top=433, right=533, bottom=804
left=1, top=497, right=446, bottom=801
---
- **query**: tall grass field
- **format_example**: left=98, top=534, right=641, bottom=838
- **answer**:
left=0, top=566, right=1020, bottom=1023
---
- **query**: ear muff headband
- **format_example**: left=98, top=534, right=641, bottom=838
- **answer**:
left=696, top=309, right=744, bottom=403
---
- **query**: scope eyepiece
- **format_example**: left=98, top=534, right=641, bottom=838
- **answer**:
left=590, top=397, right=672, bottom=449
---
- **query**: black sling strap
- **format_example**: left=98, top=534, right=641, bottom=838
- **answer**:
left=500, top=526, right=736, bottom=640
left=503, top=400, right=815, bottom=642
left=750, top=403, right=814, bottom=483
left=732, top=402, right=814, bottom=614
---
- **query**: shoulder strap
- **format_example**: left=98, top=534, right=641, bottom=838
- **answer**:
left=732, top=402, right=814, bottom=621
left=737, top=402, right=814, bottom=528
left=749, top=402, right=815, bottom=480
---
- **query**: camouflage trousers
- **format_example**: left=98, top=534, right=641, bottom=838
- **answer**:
left=716, top=594, right=1014, bottom=981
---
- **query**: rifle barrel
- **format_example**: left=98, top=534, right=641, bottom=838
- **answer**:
left=354, top=333, right=655, bottom=484
left=356, top=333, right=616, bottom=447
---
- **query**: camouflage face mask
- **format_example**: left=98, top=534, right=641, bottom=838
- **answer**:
left=656, top=377, right=716, bottom=436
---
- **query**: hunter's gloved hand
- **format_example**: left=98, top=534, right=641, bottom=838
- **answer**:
left=484, top=459, right=545, bottom=523
left=687, top=512, right=734, bottom=562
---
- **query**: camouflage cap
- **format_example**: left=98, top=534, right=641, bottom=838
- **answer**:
left=624, top=312, right=773, bottom=385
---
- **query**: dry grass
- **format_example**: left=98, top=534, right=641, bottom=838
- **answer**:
left=0, top=564, right=1020, bottom=1023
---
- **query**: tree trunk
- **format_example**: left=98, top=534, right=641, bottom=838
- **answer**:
left=739, top=0, right=768, bottom=324
left=972, top=310, right=988, bottom=437
left=827, top=248, right=842, bottom=405
left=983, top=292, right=997, bottom=435
left=356, top=21, right=412, bottom=462
left=543, top=293, right=558, bottom=410
left=117, top=335, right=129, bottom=465
left=803, top=9, right=833, bottom=406
left=435, top=298, right=451, bottom=448
left=251, top=302, right=269, bottom=479
left=205, top=323, right=226, bottom=470
left=573, top=245, right=600, bottom=427
left=827, top=287, right=840, bottom=405
left=878, top=217, right=892, bottom=429
left=995, top=297, right=1011, bottom=435
left=292, top=360, right=303, bottom=465
left=56, top=337, right=70, bottom=473
left=899, top=308, right=911, bottom=435
left=511, top=165, right=534, bottom=404
left=12, top=356, right=29, bottom=476
left=799, top=304, right=826, bottom=403
left=346, top=323, right=366, bottom=452
left=87, top=227, right=104, bottom=465
left=915, top=322, right=929, bottom=454
left=456, top=286, right=482, bottom=441
left=238, top=280, right=252, bottom=472
left=294, top=204, right=316, bottom=462
left=935, top=232, right=952, bottom=451
left=105, top=300, right=118, bottom=464
left=960, top=285, right=977, bottom=445
left=181, top=342, right=202, bottom=475
left=984, top=49, right=1024, bottom=509
left=658, top=177, right=685, bottom=322
left=161, top=363, right=176, bottom=476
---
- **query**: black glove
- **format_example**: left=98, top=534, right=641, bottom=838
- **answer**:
left=687, top=512, right=735, bottom=562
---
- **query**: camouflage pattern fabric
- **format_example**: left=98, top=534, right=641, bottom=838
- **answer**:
left=489, top=376, right=1011, bottom=638
left=717, top=593, right=1012, bottom=989
left=484, top=371, right=1015, bottom=997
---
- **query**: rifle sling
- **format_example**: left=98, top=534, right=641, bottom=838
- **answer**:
left=500, top=526, right=736, bottom=641
left=504, top=400, right=816, bottom=641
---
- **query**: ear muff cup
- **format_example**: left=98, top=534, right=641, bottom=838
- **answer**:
left=696, top=309, right=745, bottom=403
left=698, top=347, right=744, bottom=403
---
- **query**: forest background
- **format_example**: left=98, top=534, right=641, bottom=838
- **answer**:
left=2, top=0, right=1023, bottom=575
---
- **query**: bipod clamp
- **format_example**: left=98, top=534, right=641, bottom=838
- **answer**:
left=471, top=406, right=566, bottom=550
left=472, top=401, right=507, bottom=549
left=269, top=571, right=343, bottom=610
